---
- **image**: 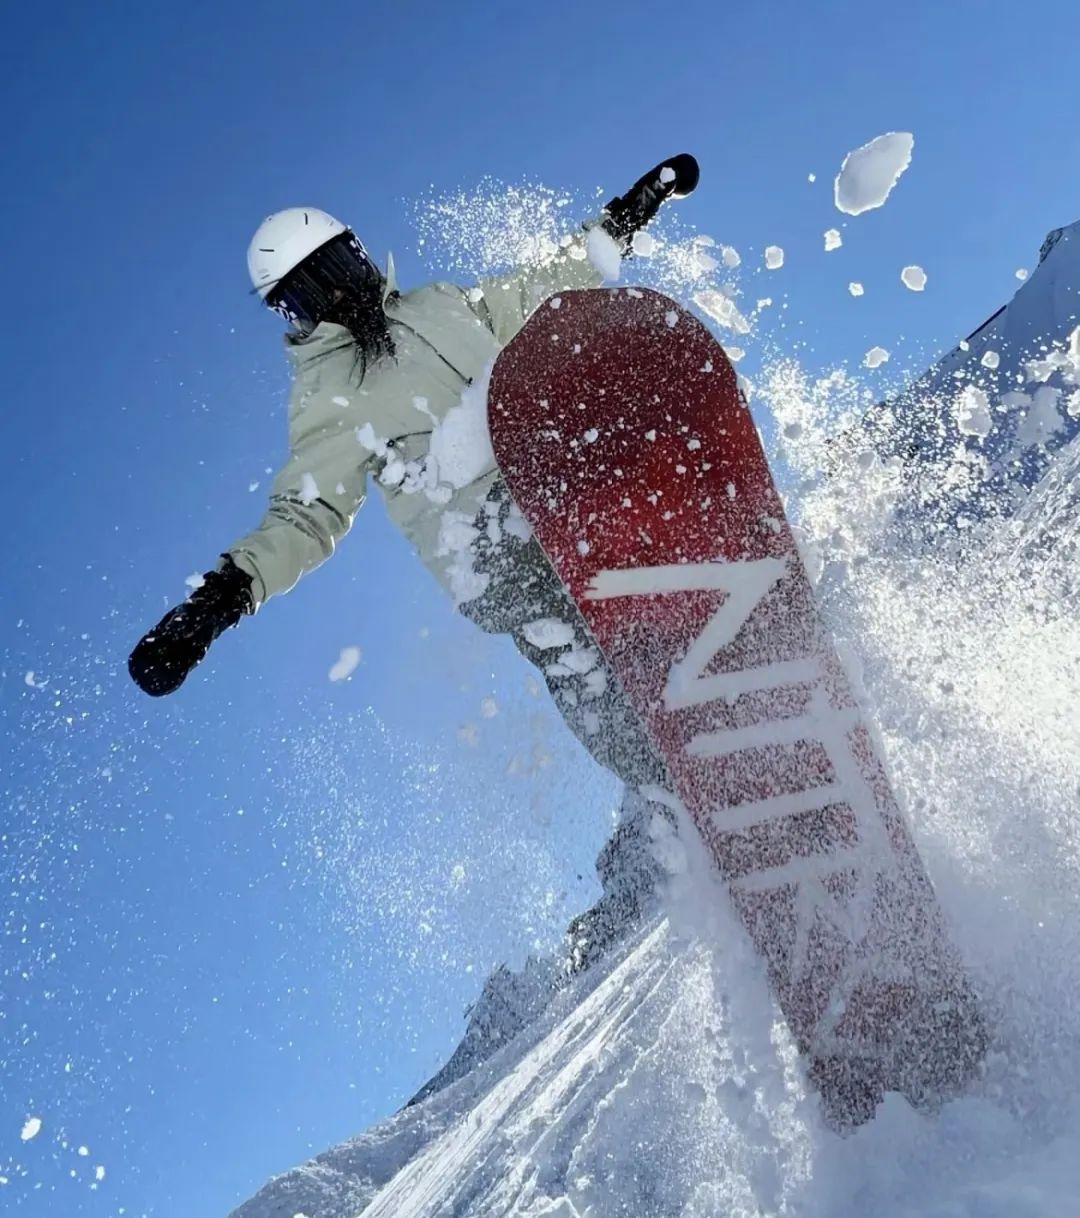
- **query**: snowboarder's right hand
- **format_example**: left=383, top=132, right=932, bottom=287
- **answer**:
left=128, top=558, right=254, bottom=697
left=602, top=154, right=700, bottom=245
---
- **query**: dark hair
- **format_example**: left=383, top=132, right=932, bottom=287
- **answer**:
left=267, top=232, right=395, bottom=360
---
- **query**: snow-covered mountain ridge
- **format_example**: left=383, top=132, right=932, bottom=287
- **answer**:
left=858, top=219, right=1080, bottom=528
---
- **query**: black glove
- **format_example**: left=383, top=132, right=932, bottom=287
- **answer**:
left=602, top=153, right=700, bottom=246
left=129, top=557, right=254, bottom=697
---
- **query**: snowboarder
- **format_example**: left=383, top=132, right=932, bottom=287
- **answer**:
left=129, top=156, right=698, bottom=791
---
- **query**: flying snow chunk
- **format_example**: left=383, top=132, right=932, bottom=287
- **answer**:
left=689, top=244, right=718, bottom=274
left=764, top=245, right=784, bottom=270
left=328, top=646, right=362, bottom=682
left=631, top=230, right=656, bottom=257
left=299, top=473, right=319, bottom=505
left=1016, top=267, right=1029, bottom=281
left=428, top=366, right=496, bottom=489
left=21, top=1117, right=42, bottom=1141
left=849, top=282, right=865, bottom=297
left=586, top=226, right=622, bottom=281
left=185, top=572, right=206, bottom=592
left=824, top=229, right=842, bottom=251
left=981, top=350, right=1001, bottom=369
left=863, top=346, right=890, bottom=369
left=694, top=291, right=750, bottom=334
left=523, top=618, right=576, bottom=649
left=955, top=385, right=993, bottom=438
left=720, top=245, right=741, bottom=268
left=659, top=165, right=676, bottom=184
left=901, top=265, right=927, bottom=291
left=834, top=131, right=914, bottom=215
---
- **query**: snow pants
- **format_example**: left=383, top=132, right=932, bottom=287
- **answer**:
left=458, top=482, right=667, bottom=791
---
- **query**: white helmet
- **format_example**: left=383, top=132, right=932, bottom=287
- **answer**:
left=247, top=207, right=347, bottom=299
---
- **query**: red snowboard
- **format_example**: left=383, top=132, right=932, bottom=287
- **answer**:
left=489, top=287, right=985, bottom=1125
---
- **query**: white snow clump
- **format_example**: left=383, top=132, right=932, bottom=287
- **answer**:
left=863, top=346, right=890, bottom=369
left=586, top=226, right=622, bottom=281
left=824, top=229, right=842, bottom=251
left=522, top=618, right=576, bottom=649
left=693, top=290, right=751, bottom=334
left=901, top=265, right=927, bottom=291
left=328, top=647, right=362, bottom=682
left=834, top=132, right=915, bottom=216
left=955, top=385, right=993, bottom=438
left=427, top=364, right=496, bottom=490
left=299, top=473, right=319, bottom=505
left=764, top=245, right=784, bottom=270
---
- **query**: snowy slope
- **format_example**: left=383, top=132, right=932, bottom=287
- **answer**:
left=233, top=890, right=1080, bottom=1218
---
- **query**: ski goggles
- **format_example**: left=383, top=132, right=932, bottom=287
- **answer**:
left=266, top=232, right=384, bottom=334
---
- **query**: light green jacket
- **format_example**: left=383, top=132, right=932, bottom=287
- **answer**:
left=228, top=243, right=603, bottom=609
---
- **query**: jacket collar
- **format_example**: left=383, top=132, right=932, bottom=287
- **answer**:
left=382, top=251, right=399, bottom=304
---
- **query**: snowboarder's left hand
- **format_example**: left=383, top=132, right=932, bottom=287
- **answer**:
left=128, top=558, right=254, bottom=697
left=602, top=153, right=699, bottom=245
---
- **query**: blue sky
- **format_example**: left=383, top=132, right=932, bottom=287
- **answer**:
left=3, top=1, right=1080, bottom=1214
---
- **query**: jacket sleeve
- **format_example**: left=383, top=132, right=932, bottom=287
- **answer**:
left=469, top=227, right=606, bottom=346
left=227, top=343, right=372, bottom=608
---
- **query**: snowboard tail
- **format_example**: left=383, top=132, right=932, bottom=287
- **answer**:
left=489, top=287, right=985, bottom=1126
